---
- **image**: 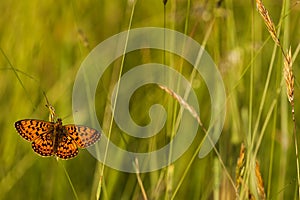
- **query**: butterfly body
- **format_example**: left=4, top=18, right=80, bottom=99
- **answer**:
left=15, top=118, right=100, bottom=159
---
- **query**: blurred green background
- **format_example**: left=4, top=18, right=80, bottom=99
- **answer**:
left=1, top=0, right=300, bottom=199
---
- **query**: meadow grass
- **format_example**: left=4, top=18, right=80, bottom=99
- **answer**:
left=1, top=0, right=300, bottom=199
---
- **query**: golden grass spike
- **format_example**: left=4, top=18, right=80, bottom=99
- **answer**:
left=255, top=0, right=280, bottom=46
left=236, top=143, right=246, bottom=191
left=283, top=47, right=294, bottom=104
left=235, top=143, right=256, bottom=199
left=283, top=48, right=299, bottom=200
left=255, top=161, right=266, bottom=200
left=158, top=84, right=206, bottom=132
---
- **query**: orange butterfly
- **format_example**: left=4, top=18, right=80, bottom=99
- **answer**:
left=15, top=118, right=101, bottom=159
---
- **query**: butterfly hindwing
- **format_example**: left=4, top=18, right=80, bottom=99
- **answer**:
left=55, top=134, right=78, bottom=159
left=31, top=133, right=54, bottom=157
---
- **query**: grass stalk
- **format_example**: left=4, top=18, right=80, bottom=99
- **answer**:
left=59, top=161, right=79, bottom=200
left=97, top=0, right=137, bottom=199
left=256, top=0, right=299, bottom=198
left=134, top=158, right=148, bottom=200
left=160, top=85, right=237, bottom=198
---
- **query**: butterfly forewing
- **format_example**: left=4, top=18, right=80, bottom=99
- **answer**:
left=55, top=135, right=79, bottom=159
left=15, top=119, right=53, bottom=141
left=31, top=133, right=54, bottom=157
left=65, top=125, right=101, bottom=148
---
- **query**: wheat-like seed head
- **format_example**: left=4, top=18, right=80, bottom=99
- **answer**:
left=255, top=161, right=266, bottom=200
left=236, top=143, right=246, bottom=191
left=256, top=0, right=280, bottom=46
left=158, top=84, right=205, bottom=129
left=283, top=47, right=294, bottom=103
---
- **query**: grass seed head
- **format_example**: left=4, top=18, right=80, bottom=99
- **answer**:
left=283, top=47, right=294, bottom=104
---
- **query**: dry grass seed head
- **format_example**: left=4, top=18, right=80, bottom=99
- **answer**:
left=255, top=161, right=266, bottom=200
left=236, top=143, right=246, bottom=190
left=283, top=47, right=294, bottom=103
left=256, top=0, right=280, bottom=46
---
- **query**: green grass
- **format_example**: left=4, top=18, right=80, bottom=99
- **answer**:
left=1, top=0, right=300, bottom=199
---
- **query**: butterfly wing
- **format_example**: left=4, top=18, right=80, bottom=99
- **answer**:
left=31, top=133, right=54, bottom=157
left=55, top=134, right=78, bottom=159
left=64, top=125, right=101, bottom=148
left=15, top=119, right=53, bottom=141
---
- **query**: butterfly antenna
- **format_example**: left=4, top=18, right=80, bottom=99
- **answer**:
left=43, top=92, right=56, bottom=122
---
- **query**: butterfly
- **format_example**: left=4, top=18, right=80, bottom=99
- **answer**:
left=15, top=118, right=101, bottom=159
